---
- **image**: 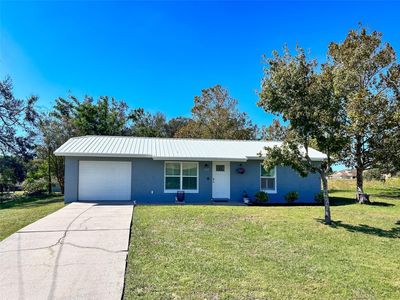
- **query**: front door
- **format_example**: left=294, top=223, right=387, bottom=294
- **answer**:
left=212, top=161, right=230, bottom=199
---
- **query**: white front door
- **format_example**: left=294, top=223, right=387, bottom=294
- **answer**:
left=212, top=161, right=230, bottom=199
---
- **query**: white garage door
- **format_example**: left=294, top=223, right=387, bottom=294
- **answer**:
left=78, top=161, right=132, bottom=201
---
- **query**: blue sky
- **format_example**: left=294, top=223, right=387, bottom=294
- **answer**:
left=1, top=0, right=399, bottom=127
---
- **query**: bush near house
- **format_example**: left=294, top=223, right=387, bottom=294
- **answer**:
left=284, top=191, right=299, bottom=204
left=314, top=191, right=324, bottom=204
left=254, top=191, right=268, bottom=204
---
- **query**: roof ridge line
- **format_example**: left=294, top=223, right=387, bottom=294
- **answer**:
left=76, top=135, right=284, bottom=143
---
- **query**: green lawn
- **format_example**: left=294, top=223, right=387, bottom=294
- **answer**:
left=124, top=178, right=400, bottom=299
left=0, top=195, right=65, bottom=241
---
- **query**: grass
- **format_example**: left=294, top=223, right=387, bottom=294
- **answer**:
left=124, top=178, right=400, bottom=299
left=0, top=194, right=65, bottom=241
left=330, top=177, right=400, bottom=199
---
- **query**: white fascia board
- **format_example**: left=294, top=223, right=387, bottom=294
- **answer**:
left=247, top=155, right=326, bottom=161
left=254, top=157, right=327, bottom=163
left=245, top=156, right=265, bottom=160
left=152, top=156, right=247, bottom=162
left=54, top=152, right=153, bottom=158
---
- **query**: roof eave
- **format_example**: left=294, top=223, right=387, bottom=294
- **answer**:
left=55, top=152, right=326, bottom=161
left=152, top=156, right=247, bottom=162
left=54, top=152, right=153, bottom=159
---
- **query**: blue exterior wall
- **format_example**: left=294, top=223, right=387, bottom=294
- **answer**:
left=64, top=157, right=79, bottom=202
left=131, top=159, right=213, bottom=204
left=64, top=157, right=212, bottom=203
left=64, top=156, right=321, bottom=204
left=230, top=160, right=321, bottom=203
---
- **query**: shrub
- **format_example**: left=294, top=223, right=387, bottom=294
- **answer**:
left=314, top=191, right=324, bottom=204
left=21, top=178, right=47, bottom=196
left=285, top=191, right=299, bottom=204
left=364, top=169, right=385, bottom=181
left=254, top=191, right=268, bottom=203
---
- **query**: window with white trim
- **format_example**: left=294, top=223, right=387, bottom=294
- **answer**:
left=260, top=165, right=276, bottom=193
left=165, top=162, right=198, bottom=192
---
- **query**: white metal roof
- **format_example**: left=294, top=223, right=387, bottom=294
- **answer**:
left=54, top=136, right=326, bottom=161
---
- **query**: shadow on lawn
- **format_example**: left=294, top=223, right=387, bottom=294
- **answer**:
left=317, top=219, right=400, bottom=239
left=330, top=196, right=357, bottom=206
left=369, top=201, right=395, bottom=207
left=329, top=196, right=394, bottom=207
left=0, top=195, right=63, bottom=210
left=373, top=189, right=400, bottom=199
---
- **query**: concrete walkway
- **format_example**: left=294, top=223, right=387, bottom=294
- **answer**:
left=0, top=202, right=134, bottom=300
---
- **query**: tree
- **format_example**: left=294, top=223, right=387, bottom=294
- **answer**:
left=166, top=117, right=191, bottom=138
left=21, top=159, right=48, bottom=196
left=259, top=119, right=288, bottom=141
left=0, top=156, right=26, bottom=196
left=128, top=109, right=192, bottom=138
left=328, top=26, right=400, bottom=202
left=175, top=85, right=257, bottom=139
left=73, top=96, right=131, bottom=136
left=37, top=114, right=72, bottom=194
left=0, top=76, right=38, bottom=158
left=50, top=95, right=132, bottom=136
left=129, top=108, right=168, bottom=137
left=37, top=95, right=132, bottom=194
left=374, top=128, right=400, bottom=175
left=258, top=47, right=347, bottom=224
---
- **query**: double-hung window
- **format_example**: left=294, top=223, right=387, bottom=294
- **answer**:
left=260, top=165, right=277, bottom=193
left=165, top=162, right=198, bottom=193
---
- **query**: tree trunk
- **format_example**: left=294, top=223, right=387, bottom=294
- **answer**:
left=356, top=167, right=363, bottom=194
left=355, top=135, right=368, bottom=203
left=321, top=170, right=331, bottom=225
left=356, top=167, right=369, bottom=204
left=47, top=149, right=52, bottom=194
left=53, top=156, right=65, bottom=195
left=58, top=177, right=65, bottom=195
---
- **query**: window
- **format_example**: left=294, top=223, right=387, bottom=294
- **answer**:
left=165, top=163, right=181, bottom=190
left=260, top=165, right=277, bottom=193
left=165, top=162, right=198, bottom=192
left=216, top=165, right=225, bottom=172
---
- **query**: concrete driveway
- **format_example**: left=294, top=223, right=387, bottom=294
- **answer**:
left=0, top=202, right=134, bottom=300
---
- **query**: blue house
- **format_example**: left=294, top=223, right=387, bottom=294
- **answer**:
left=55, top=136, right=325, bottom=204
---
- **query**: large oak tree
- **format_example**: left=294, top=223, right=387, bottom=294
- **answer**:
left=328, top=26, right=400, bottom=202
left=258, top=47, right=347, bottom=224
